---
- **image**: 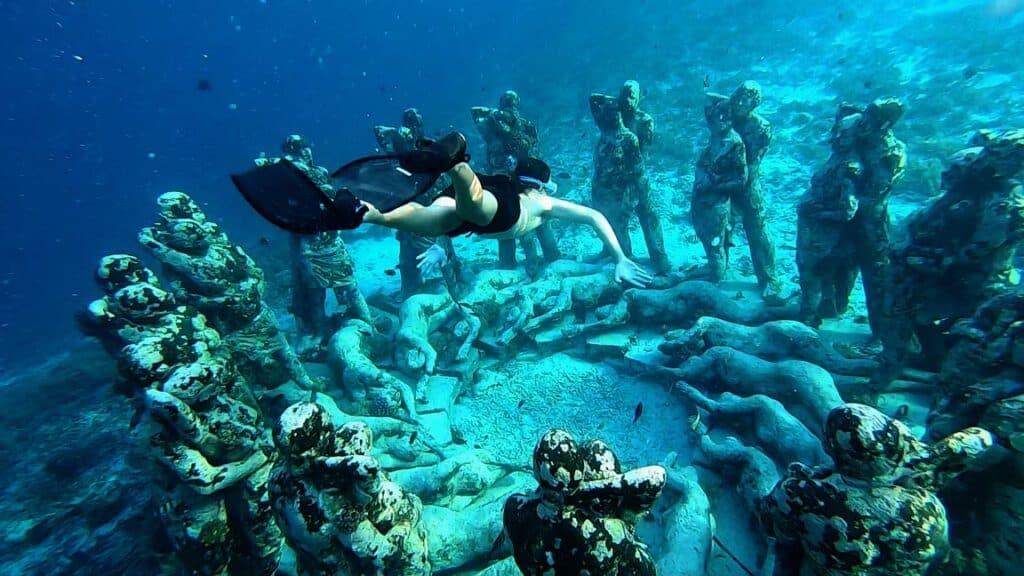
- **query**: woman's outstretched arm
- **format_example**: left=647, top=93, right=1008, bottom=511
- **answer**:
left=546, top=197, right=653, bottom=287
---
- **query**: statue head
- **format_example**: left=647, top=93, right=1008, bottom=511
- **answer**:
left=282, top=134, right=313, bottom=165
left=703, top=93, right=733, bottom=136
left=730, top=81, right=763, bottom=117
left=619, top=80, right=641, bottom=114
left=499, top=90, right=521, bottom=112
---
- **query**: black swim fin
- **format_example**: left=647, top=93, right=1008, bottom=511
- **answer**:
left=230, top=160, right=367, bottom=234
left=398, top=131, right=469, bottom=174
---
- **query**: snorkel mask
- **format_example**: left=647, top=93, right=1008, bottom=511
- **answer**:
left=518, top=175, right=558, bottom=195
left=514, top=157, right=557, bottom=195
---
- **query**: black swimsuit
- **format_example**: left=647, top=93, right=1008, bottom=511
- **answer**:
left=437, top=174, right=523, bottom=237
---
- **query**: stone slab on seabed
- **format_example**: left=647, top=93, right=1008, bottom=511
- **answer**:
left=533, top=326, right=576, bottom=354
left=419, top=411, right=453, bottom=446
left=419, top=375, right=459, bottom=446
left=421, top=374, right=461, bottom=413
left=583, top=329, right=634, bottom=360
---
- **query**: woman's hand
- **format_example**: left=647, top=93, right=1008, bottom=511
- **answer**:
left=615, top=258, right=653, bottom=288
left=360, top=200, right=383, bottom=224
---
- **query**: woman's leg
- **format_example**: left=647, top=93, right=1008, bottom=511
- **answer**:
left=450, top=163, right=499, bottom=226
left=363, top=199, right=462, bottom=237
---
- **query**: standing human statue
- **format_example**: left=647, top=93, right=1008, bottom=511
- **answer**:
left=373, top=109, right=464, bottom=299
left=691, top=93, right=747, bottom=285
left=796, top=99, right=906, bottom=333
left=588, top=81, right=671, bottom=274
left=471, top=90, right=561, bottom=271
left=729, top=81, right=783, bottom=301
left=257, top=135, right=372, bottom=344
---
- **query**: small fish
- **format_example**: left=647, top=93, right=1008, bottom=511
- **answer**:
left=733, top=291, right=745, bottom=301
left=384, top=268, right=397, bottom=277
left=689, top=412, right=702, bottom=431
left=258, top=236, right=271, bottom=247
left=853, top=315, right=868, bottom=324
left=863, top=79, right=874, bottom=89
left=962, top=66, right=979, bottom=80
left=632, top=401, right=644, bottom=424
left=409, top=430, right=418, bottom=445
left=516, top=399, right=526, bottom=409
left=556, top=171, right=571, bottom=180
left=893, top=404, right=910, bottom=420
left=196, top=78, right=212, bottom=91
left=597, top=422, right=605, bottom=430
left=703, top=74, right=711, bottom=89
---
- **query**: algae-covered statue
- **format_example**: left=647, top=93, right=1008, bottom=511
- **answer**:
left=256, top=135, right=372, bottom=344
left=589, top=85, right=670, bottom=274
left=471, top=89, right=561, bottom=271
left=761, top=403, right=993, bottom=576
left=269, top=401, right=431, bottom=576
left=796, top=99, right=906, bottom=332
left=691, top=84, right=783, bottom=302
left=138, top=190, right=313, bottom=390
left=79, top=255, right=283, bottom=575
left=691, top=93, right=748, bottom=285
left=374, top=110, right=465, bottom=298
left=877, top=128, right=1024, bottom=386
left=502, top=429, right=665, bottom=575
left=729, top=81, right=783, bottom=301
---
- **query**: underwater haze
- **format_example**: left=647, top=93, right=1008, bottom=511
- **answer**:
left=2, top=0, right=1024, bottom=575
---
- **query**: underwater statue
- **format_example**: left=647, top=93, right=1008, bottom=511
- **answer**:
left=928, top=285, right=1024, bottom=441
left=256, top=135, right=372, bottom=346
left=876, top=128, right=1024, bottom=387
left=502, top=429, right=665, bottom=575
left=691, top=85, right=783, bottom=302
left=79, top=255, right=284, bottom=576
left=471, top=89, right=562, bottom=271
left=589, top=85, right=671, bottom=274
left=327, top=319, right=420, bottom=422
left=761, top=403, right=993, bottom=576
left=269, top=401, right=431, bottom=576
left=137, top=190, right=313, bottom=390
left=374, top=110, right=466, bottom=299
left=374, top=107, right=426, bottom=154
left=796, top=99, right=906, bottom=332
left=691, top=93, right=748, bottom=285
left=729, top=81, right=783, bottom=301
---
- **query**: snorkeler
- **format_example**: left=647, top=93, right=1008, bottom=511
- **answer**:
left=232, top=132, right=653, bottom=288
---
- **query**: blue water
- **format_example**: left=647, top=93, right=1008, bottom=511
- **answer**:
left=3, top=1, right=1024, bottom=573
left=6, top=0, right=1020, bottom=371
left=0, top=0, right=605, bottom=370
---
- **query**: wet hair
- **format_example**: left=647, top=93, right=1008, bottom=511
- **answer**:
left=514, top=157, right=551, bottom=184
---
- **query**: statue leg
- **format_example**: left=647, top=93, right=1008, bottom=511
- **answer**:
left=735, top=180, right=780, bottom=291
left=535, top=222, right=562, bottom=262
left=398, top=231, right=424, bottom=298
left=636, top=179, right=671, bottom=274
left=856, top=203, right=891, bottom=338
left=691, top=192, right=730, bottom=283
left=290, top=236, right=326, bottom=338
left=498, top=239, right=518, bottom=269
left=519, top=233, right=543, bottom=273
